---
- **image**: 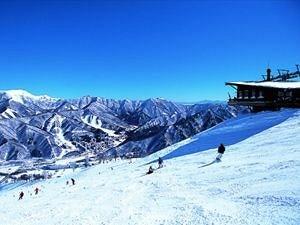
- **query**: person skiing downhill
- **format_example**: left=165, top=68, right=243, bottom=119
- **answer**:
left=18, top=191, right=24, bottom=200
left=158, top=157, right=164, bottom=168
left=71, top=178, right=75, bottom=185
left=216, top=143, right=225, bottom=161
left=34, top=187, right=39, bottom=195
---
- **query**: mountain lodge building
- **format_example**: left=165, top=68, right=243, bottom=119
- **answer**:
left=226, top=65, right=300, bottom=112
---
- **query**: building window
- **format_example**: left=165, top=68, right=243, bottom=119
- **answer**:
left=251, top=89, right=256, bottom=99
left=258, top=90, right=264, bottom=99
left=286, top=90, right=292, bottom=97
left=238, top=91, right=243, bottom=99
left=244, top=90, right=249, bottom=99
left=278, top=90, right=284, bottom=97
left=278, top=89, right=293, bottom=100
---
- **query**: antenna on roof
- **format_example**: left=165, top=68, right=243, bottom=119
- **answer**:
left=261, top=63, right=271, bottom=81
left=266, top=68, right=271, bottom=81
left=269, top=64, right=300, bottom=81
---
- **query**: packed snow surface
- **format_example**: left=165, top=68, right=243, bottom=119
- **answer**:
left=0, top=109, right=300, bottom=225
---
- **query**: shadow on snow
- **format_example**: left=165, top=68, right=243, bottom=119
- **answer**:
left=144, top=110, right=296, bottom=165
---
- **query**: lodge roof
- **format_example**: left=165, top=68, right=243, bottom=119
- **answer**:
left=226, top=81, right=300, bottom=89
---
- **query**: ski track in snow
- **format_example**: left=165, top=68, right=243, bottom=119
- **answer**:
left=81, top=115, right=118, bottom=137
left=47, top=114, right=76, bottom=157
left=0, top=109, right=300, bottom=225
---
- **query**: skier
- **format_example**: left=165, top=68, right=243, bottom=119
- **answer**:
left=146, top=166, right=154, bottom=175
left=84, top=156, right=89, bottom=168
left=71, top=178, right=75, bottom=185
left=34, top=187, right=39, bottom=195
left=18, top=191, right=24, bottom=200
left=158, top=157, right=164, bottom=169
left=216, top=143, right=225, bottom=161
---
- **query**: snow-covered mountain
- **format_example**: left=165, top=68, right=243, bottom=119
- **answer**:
left=0, top=109, right=299, bottom=225
left=1, top=90, right=58, bottom=105
left=0, top=89, right=246, bottom=161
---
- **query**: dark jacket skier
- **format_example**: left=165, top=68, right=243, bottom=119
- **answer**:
left=158, top=157, right=163, bottom=168
left=218, top=144, right=225, bottom=154
left=216, top=144, right=225, bottom=161
left=34, top=187, right=39, bottom=195
left=19, top=191, right=24, bottom=200
left=71, top=178, right=75, bottom=185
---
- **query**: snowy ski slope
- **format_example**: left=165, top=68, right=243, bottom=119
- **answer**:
left=0, top=109, right=299, bottom=225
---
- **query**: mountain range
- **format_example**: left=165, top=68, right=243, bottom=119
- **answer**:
left=0, top=90, right=247, bottom=161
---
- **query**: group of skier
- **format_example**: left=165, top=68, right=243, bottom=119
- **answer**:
left=17, top=144, right=226, bottom=200
left=18, top=178, right=76, bottom=200
left=146, top=156, right=164, bottom=175
left=18, top=187, right=40, bottom=200
left=146, top=143, right=226, bottom=175
left=66, top=178, right=76, bottom=186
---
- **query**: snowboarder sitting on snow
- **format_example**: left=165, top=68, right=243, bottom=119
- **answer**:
left=146, top=166, right=154, bottom=175
left=18, top=191, right=24, bottom=200
left=216, top=143, right=225, bottom=161
left=158, top=157, right=164, bottom=168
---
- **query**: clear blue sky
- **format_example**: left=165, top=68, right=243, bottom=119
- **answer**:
left=0, top=0, right=299, bottom=101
